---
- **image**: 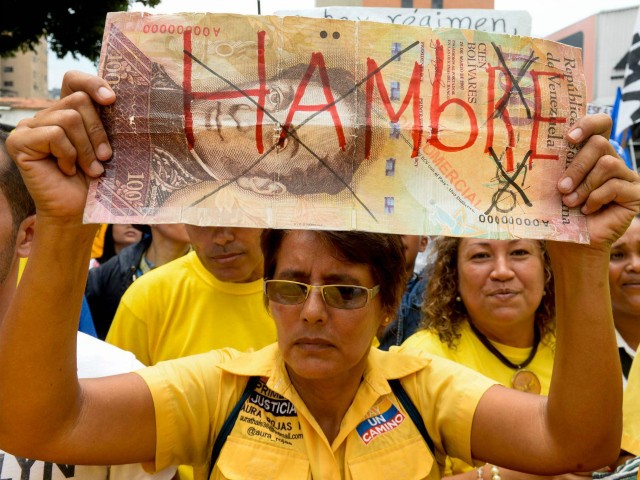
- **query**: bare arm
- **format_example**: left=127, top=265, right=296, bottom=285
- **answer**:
left=445, top=466, right=592, bottom=480
left=0, top=72, right=157, bottom=464
left=470, top=114, right=639, bottom=473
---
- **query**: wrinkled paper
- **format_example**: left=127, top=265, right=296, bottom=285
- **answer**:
left=86, top=12, right=587, bottom=241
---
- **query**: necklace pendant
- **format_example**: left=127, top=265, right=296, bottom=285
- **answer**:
left=511, top=369, right=541, bottom=394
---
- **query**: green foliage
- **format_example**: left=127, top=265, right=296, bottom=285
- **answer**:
left=0, top=0, right=161, bottom=62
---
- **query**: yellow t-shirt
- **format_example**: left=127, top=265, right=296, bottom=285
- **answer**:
left=136, top=344, right=496, bottom=480
left=107, top=251, right=276, bottom=366
left=18, top=257, right=27, bottom=282
left=90, top=223, right=108, bottom=259
left=402, top=323, right=555, bottom=475
left=623, top=351, right=640, bottom=456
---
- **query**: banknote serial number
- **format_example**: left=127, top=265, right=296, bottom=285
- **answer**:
left=478, top=215, right=550, bottom=228
left=142, top=24, right=214, bottom=36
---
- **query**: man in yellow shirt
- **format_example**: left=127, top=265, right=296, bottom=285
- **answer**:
left=107, top=226, right=276, bottom=365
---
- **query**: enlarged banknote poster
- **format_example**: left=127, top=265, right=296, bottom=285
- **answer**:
left=86, top=12, right=588, bottom=241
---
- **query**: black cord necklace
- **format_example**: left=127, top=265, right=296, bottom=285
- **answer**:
left=468, top=320, right=542, bottom=394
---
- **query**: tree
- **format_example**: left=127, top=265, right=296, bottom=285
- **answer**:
left=0, top=0, right=161, bottom=62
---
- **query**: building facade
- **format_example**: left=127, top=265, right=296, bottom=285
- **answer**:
left=0, top=37, right=48, bottom=99
left=547, top=6, right=638, bottom=108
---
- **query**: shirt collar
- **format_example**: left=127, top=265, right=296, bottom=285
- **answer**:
left=616, top=329, right=637, bottom=359
left=217, top=343, right=432, bottom=397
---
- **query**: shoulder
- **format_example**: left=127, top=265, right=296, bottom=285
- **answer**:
left=118, top=237, right=150, bottom=265
left=87, top=253, right=120, bottom=284
left=87, top=239, right=146, bottom=286
left=135, top=347, right=256, bottom=393
left=122, top=252, right=194, bottom=295
left=390, top=345, right=497, bottom=410
left=401, top=329, right=450, bottom=357
left=408, top=271, right=428, bottom=296
left=396, top=345, right=498, bottom=403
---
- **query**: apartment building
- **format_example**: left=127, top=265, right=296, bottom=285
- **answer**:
left=0, top=37, right=48, bottom=99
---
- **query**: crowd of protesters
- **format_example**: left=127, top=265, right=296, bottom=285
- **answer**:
left=0, top=65, right=638, bottom=480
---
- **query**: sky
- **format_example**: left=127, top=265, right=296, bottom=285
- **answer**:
left=48, top=0, right=640, bottom=90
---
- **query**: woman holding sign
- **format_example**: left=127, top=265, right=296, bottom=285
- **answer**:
left=0, top=71, right=637, bottom=479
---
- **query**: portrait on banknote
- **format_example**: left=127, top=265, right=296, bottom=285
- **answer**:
left=86, top=12, right=588, bottom=242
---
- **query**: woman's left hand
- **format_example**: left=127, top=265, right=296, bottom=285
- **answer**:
left=558, top=114, right=640, bottom=249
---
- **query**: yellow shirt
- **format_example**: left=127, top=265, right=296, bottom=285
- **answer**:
left=137, top=344, right=496, bottom=480
left=91, top=223, right=108, bottom=259
left=107, top=251, right=276, bottom=366
left=402, top=323, right=555, bottom=474
left=623, top=351, right=640, bottom=456
left=18, top=257, right=27, bottom=282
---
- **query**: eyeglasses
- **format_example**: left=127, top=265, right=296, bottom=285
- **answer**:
left=264, top=280, right=380, bottom=310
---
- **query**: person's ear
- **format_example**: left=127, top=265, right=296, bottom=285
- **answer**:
left=15, top=215, right=35, bottom=258
left=419, top=235, right=429, bottom=253
left=376, top=315, right=391, bottom=340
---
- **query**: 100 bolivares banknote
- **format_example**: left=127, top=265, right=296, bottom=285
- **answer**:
left=85, top=11, right=588, bottom=241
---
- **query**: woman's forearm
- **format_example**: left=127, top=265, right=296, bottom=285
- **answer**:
left=0, top=217, right=96, bottom=455
left=545, top=241, right=622, bottom=466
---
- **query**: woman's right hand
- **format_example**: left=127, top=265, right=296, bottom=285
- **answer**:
left=5, top=72, right=115, bottom=222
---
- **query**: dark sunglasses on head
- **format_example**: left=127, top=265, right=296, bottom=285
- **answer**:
left=264, top=279, right=380, bottom=310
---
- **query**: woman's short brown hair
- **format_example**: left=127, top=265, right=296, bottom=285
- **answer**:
left=261, top=230, right=406, bottom=317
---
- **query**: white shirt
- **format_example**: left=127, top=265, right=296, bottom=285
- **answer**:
left=616, top=329, right=637, bottom=388
left=0, top=333, right=175, bottom=480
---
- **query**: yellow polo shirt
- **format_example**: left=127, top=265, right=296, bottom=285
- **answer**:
left=402, top=324, right=555, bottom=475
left=623, top=351, right=640, bottom=456
left=137, top=343, right=496, bottom=479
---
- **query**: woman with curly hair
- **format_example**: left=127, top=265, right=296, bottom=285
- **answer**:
left=402, top=237, right=559, bottom=478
